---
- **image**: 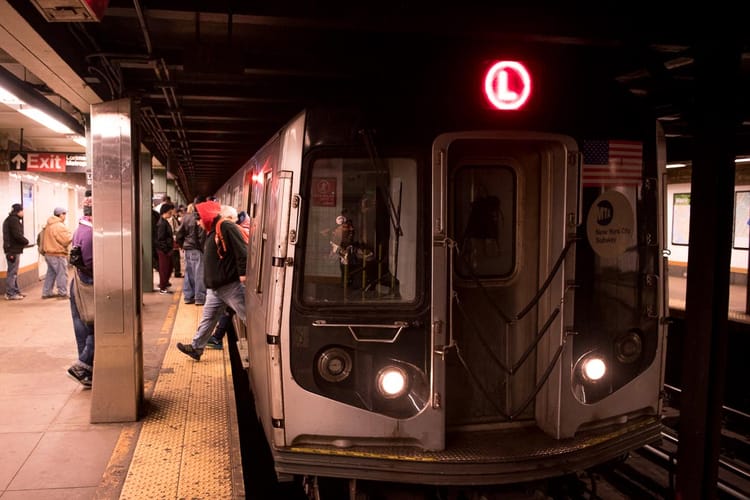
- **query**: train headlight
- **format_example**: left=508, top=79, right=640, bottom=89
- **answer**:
left=317, top=347, right=352, bottom=383
left=572, top=351, right=610, bottom=404
left=614, top=329, right=643, bottom=364
left=581, top=356, right=607, bottom=382
left=376, top=365, right=409, bottom=399
left=574, top=351, right=607, bottom=384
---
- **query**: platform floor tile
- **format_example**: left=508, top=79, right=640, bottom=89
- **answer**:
left=119, top=301, right=242, bottom=499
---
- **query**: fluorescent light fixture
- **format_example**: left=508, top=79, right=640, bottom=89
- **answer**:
left=17, top=106, right=76, bottom=134
left=668, top=158, right=750, bottom=169
left=70, top=135, right=87, bottom=147
left=1, top=67, right=84, bottom=138
left=0, top=87, right=23, bottom=105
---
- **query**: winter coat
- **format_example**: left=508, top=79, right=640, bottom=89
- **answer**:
left=72, top=217, right=94, bottom=279
left=175, top=212, right=205, bottom=251
left=155, top=216, right=174, bottom=253
left=42, top=215, right=73, bottom=256
left=203, top=215, right=247, bottom=290
left=2, top=213, right=29, bottom=254
left=238, top=218, right=250, bottom=241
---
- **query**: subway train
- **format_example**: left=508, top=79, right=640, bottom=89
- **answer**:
left=212, top=52, right=667, bottom=495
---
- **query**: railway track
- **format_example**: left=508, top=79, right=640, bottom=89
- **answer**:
left=579, top=384, right=750, bottom=500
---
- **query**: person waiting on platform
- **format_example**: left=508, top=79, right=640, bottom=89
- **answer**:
left=175, top=197, right=207, bottom=305
left=176, top=200, right=247, bottom=361
left=2, top=203, right=29, bottom=300
left=41, top=207, right=72, bottom=299
left=67, top=194, right=94, bottom=388
left=170, top=204, right=183, bottom=278
left=155, top=203, right=176, bottom=294
left=152, top=194, right=170, bottom=272
left=237, top=210, right=250, bottom=237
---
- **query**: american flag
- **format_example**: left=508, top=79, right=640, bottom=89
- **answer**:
left=581, top=140, right=643, bottom=187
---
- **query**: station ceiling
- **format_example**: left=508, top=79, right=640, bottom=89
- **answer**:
left=1, top=2, right=749, bottom=198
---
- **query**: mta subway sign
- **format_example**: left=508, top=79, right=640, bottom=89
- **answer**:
left=8, top=152, right=88, bottom=173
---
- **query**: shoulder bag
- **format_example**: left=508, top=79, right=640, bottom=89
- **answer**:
left=73, top=271, right=95, bottom=325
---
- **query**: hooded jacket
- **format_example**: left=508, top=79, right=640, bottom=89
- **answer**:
left=196, top=201, right=247, bottom=289
left=42, top=215, right=73, bottom=256
left=196, top=200, right=221, bottom=233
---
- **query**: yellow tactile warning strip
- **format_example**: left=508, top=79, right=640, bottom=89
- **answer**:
left=119, top=301, right=244, bottom=499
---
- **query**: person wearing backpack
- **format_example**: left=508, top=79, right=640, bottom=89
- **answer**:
left=175, top=197, right=207, bottom=305
left=206, top=210, right=250, bottom=349
left=176, top=200, right=247, bottom=361
left=41, top=207, right=73, bottom=299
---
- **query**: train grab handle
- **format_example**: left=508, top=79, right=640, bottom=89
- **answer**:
left=312, top=320, right=410, bottom=343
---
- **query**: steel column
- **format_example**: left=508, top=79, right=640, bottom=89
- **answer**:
left=140, top=151, right=154, bottom=293
left=676, top=37, right=742, bottom=500
left=89, top=98, right=144, bottom=422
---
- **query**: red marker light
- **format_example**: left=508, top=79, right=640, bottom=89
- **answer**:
left=484, top=61, right=531, bottom=110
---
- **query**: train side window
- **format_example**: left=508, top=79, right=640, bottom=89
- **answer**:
left=301, top=156, right=418, bottom=304
left=255, top=171, right=272, bottom=293
left=453, top=165, right=516, bottom=279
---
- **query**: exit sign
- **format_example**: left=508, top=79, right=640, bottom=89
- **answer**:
left=9, top=151, right=88, bottom=173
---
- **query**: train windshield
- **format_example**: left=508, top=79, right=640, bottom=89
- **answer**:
left=301, top=156, right=418, bottom=304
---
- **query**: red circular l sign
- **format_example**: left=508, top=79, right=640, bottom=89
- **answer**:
left=484, top=61, right=531, bottom=110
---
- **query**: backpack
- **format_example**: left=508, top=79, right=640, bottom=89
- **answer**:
left=215, top=218, right=248, bottom=260
left=36, top=226, right=46, bottom=255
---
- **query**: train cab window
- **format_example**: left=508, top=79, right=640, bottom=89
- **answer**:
left=301, top=156, right=418, bottom=304
left=453, top=165, right=516, bottom=279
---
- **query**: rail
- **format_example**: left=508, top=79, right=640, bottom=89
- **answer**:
left=646, top=384, right=750, bottom=498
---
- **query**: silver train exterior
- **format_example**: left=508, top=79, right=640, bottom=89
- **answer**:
left=213, top=55, right=668, bottom=487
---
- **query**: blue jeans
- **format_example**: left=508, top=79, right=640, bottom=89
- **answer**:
left=212, top=309, right=236, bottom=341
left=70, top=274, right=94, bottom=369
left=43, top=255, right=69, bottom=296
left=5, top=253, right=21, bottom=296
left=182, top=249, right=206, bottom=304
left=191, top=281, right=246, bottom=351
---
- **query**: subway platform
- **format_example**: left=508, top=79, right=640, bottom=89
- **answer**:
left=668, top=274, right=750, bottom=323
left=0, top=277, right=244, bottom=499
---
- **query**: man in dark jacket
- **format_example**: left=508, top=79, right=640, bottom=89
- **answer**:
left=155, top=203, right=175, bottom=293
left=2, top=203, right=29, bottom=300
left=175, top=199, right=207, bottom=305
left=177, top=200, right=247, bottom=361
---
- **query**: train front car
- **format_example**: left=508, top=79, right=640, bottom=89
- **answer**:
left=240, top=52, right=667, bottom=490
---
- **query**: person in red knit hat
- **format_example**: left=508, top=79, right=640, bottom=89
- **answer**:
left=176, top=200, right=248, bottom=361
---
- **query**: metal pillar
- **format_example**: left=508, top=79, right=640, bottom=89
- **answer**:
left=140, top=151, right=154, bottom=293
left=89, top=98, right=144, bottom=422
left=676, top=38, right=741, bottom=500
left=152, top=166, right=167, bottom=204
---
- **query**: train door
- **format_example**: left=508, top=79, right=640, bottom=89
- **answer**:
left=432, top=132, right=577, bottom=430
